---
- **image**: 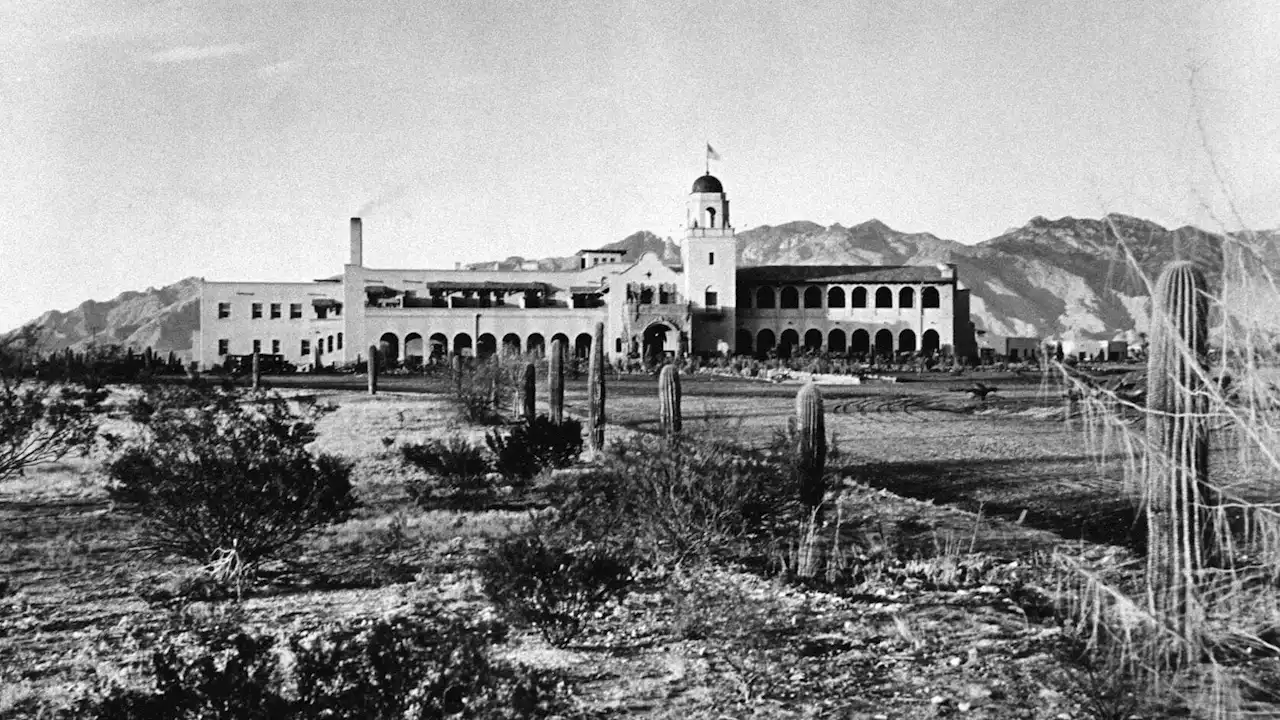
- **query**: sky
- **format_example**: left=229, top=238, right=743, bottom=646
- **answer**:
left=2, top=0, right=1277, bottom=332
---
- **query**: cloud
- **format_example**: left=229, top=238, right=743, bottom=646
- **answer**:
left=146, top=43, right=252, bottom=64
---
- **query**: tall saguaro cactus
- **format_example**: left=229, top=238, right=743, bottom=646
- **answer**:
left=367, top=345, right=379, bottom=396
left=795, top=382, right=827, bottom=509
left=522, top=362, right=537, bottom=423
left=588, top=322, right=606, bottom=453
left=251, top=351, right=261, bottom=391
left=658, top=363, right=682, bottom=437
left=549, top=337, right=566, bottom=425
left=1145, top=260, right=1210, bottom=638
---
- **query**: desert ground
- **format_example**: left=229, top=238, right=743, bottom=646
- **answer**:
left=2, top=368, right=1273, bottom=718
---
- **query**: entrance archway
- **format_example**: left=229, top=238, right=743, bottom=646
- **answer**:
left=453, top=333, right=472, bottom=356
left=642, top=323, right=674, bottom=361
left=756, top=329, right=776, bottom=356
left=527, top=333, right=546, bottom=356
left=779, top=328, right=799, bottom=358
left=735, top=328, right=753, bottom=355
left=574, top=333, right=592, bottom=358
left=922, top=329, right=941, bottom=354
left=477, top=333, right=497, bottom=358
left=429, top=333, right=448, bottom=359
left=874, top=329, right=893, bottom=355
left=404, top=333, right=423, bottom=367
left=851, top=329, right=870, bottom=355
left=502, top=333, right=521, bottom=355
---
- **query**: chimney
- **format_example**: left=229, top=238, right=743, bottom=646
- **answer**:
left=349, top=217, right=363, bottom=266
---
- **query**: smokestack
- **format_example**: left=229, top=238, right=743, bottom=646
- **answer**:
left=349, top=217, right=363, bottom=266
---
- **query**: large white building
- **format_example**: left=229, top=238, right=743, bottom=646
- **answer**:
left=197, top=173, right=976, bottom=369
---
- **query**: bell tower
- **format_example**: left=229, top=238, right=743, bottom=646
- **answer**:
left=682, top=173, right=737, bottom=355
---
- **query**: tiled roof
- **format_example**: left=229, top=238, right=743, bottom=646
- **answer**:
left=736, top=265, right=949, bottom=285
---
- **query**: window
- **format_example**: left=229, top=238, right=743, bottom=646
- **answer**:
left=271, top=339, right=280, bottom=354
left=217, top=303, right=231, bottom=319
left=708, top=252, right=715, bottom=265
left=803, top=286, right=822, bottom=308
left=251, top=303, right=263, bottom=319
left=828, top=287, right=846, bottom=308
left=337, top=332, right=343, bottom=349
left=289, top=303, right=302, bottom=319
left=756, top=287, right=775, bottom=309
left=705, top=290, right=718, bottom=307
left=875, top=287, right=893, bottom=308
left=217, top=339, right=229, bottom=355
left=851, top=287, right=867, bottom=308
left=899, top=287, right=915, bottom=308
left=327, top=336, right=334, bottom=352
left=922, top=287, right=941, bottom=308
left=252, top=339, right=261, bottom=354
left=300, top=339, right=310, bottom=356
left=270, top=303, right=281, bottom=319
left=615, top=338, right=623, bottom=353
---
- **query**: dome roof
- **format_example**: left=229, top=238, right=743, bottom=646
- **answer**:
left=691, top=173, right=723, bottom=194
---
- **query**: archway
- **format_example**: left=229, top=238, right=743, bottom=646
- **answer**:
left=874, top=329, right=893, bottom=355
left=378, top=332, right=400, bottom=364
left=803, top=286, right=822, bottom=309
left=852, top=287, right=868, bottom=308
left=899, top=287, right=915, bottom=308
left=477, top=333, right=497, bottom=358
left=922, top=287, right=940, bottom=308
left=756, top=329, right=776, bottom=356
left=526, top=333, right=545, bottom=356
left=736, top=287, right=753, bottom=308
left=828, top=287, right=846, bottom=308
left=780, top=286, right=799, bottom=309
left=735, top=328, right=753, bottom=355
left=429, top=333, right=448, bottom=359
left=898, top=329, right=916, bottom=353
left=779, top=328, right=799, bottom=358
left=828, top=329, right=847, bottom=353
left=404, top=333, right=424, bottom=367
left=502, top=333, right=521, bottom=355
left=875, top=287, right=893, bottom=308
left=574, top=333, right=593, bottom=358
left=922, top=329, right=941, bottom=354
left=851, top=329, right=870, bottom=355
left=551, top=333, right=570, bottom=354
left=642, top=323, right=673, bottom=361
left=756, top=287, right=775, bottom=309
left=452, top=333, right=472, bottom=356
left=803, top=329, right=823, bottom=351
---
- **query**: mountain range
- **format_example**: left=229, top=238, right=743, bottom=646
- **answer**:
left=15, top=214, right=1268, bottom=357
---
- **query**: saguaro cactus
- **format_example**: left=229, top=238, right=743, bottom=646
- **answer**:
left=522, top=362, right=537, bottom=422
left=588, top=322, right=606, bottom=453
left=1145, top=260, right=1210, bottom=636
left=795, top=382, right=827, bottom=509
left=251, top=351, right=261, bottom=391
left=658, top=363, right=682, bottom=437
left=367, top=345, right=379, bottom=396
left=549, top=337, right=566, bottom=425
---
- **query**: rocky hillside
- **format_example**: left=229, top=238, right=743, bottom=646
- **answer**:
left=11, top=216, right=1269, bottom=356
left=15, top=278, right=202, bottom=357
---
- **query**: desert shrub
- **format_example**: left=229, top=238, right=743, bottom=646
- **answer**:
left=105, top=387, right=357, bottom=573
left=0, top=325, right=103, bottom=483
left=401, top=435, right=493, bottom=508
left=70, top=619, right=288, bottom=719
left=485, top=415, right=583, bottom=481
left=479, top=531, right=634, bottom=647
left=553, top=432, right=800, bottom=566
left=450, top=360, right=505, bottom=425
left=291, top=608, right=568, bottom=719
left=69, top=606, right=570, bottom=719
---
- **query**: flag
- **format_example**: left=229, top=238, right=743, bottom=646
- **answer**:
left=706, top=143, right=721, bottom=161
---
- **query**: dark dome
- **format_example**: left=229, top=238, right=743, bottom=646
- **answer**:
left=691, top=174, right=723, bottom=194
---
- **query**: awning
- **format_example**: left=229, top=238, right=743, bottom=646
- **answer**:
left=424, top=280, right=549, bottom=293
left=569, top=285, right=605, bottom=295
left=311, top=298, right=343, bottom=307
left=363, top=285, right=401, bottom=297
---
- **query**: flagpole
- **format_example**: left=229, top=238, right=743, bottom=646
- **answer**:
left=705, top=141, right=709, bottom=175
